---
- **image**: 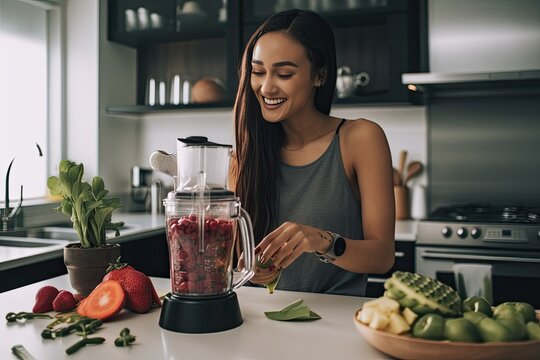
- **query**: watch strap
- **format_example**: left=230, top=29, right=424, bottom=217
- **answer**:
left=316, top=232, right=344, bottom=263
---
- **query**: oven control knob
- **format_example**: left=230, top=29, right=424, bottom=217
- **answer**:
left=457, top=227, right=468, bottom=238
left=471, top=227, right=481, bottom=239
left=441, top=227, right=452, bottom=238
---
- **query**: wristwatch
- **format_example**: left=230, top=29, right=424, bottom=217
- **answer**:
left=316, top=232, right=346, bottom=263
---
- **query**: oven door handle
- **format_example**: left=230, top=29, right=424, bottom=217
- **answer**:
left=419, top=250, right=540, bottom=263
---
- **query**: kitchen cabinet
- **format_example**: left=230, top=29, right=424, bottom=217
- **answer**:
left=119, top=232, right=170, bottom=277
left=107, top=0, right=241, bottom=113
left=0, top=257, right=66, bottom=293
left=106, top=0, right=424, bottom=114
left=243, top=0, right=424, bottom=106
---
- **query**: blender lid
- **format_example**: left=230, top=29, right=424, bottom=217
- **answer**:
left=178, top=136, right=232, bottom=148
left=167, top=189, right=235, bottom=200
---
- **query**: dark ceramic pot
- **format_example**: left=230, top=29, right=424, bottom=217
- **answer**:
left=64, top=243, right=121, bottom=296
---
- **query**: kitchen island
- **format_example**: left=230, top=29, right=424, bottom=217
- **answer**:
left=1, top=275, right=389, bottom=359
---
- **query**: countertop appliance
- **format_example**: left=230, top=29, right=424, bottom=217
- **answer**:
left=416, top=204, right=540, bottom=307
left=154, top=136, right=255, bottom=333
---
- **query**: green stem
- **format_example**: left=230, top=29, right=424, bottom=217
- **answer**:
left=65, top=337, right=105, bottom=355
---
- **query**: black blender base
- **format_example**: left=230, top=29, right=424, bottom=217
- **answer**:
left=159, top=292, right=243, bottom=333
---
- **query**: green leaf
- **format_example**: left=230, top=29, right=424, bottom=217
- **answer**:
left=279, top=298, right=304, bottom=312
left=59, top=160, right=74, bottom=174
left=92, top=177, right=105, bottom=199
left=50, top=160, right=123, bottom=247
left=47, top=176, right=63, bottom=196
left=265, top=271, right=282, bottom=294
left=60, top=199, right=73, bottom=216
left=264, top=299, right=321, bottom=321
left=59, top=171, right=72, bottom=197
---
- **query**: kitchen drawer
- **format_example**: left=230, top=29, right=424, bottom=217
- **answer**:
left=365, top=240, right=415, bottom=297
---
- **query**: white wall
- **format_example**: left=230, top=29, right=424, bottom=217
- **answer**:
left=66, top=0, right=99, bottom=177
left=130, top=105, right=427, bottom=189
left=98, top=0, right=137, bottom=193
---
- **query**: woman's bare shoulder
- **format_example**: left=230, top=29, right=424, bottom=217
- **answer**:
left=341, top=118, right=388, bottom=148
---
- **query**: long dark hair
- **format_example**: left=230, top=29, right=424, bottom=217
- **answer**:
left=233, top=9, right=337, bottom=242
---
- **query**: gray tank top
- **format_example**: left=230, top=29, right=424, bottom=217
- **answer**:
left=276, top=119, right=367, bottom=296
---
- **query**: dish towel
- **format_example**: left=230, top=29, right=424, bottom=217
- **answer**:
left=453, top=263, right=494, bottom=305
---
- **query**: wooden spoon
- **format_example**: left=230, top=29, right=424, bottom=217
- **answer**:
left=404, top=161, right=424, bottom=185
left=397, top=150, right=408, bottom=185
left=393, top=168, right=402, bottom=186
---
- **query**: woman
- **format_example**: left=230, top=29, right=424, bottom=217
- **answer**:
left=231, top=9, right=395, bottom=296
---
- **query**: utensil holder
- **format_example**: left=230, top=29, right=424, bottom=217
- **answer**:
left=394, top=186, right=409, bottom=220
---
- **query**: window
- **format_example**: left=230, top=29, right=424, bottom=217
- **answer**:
left=0, top=0, right=63, bottom=202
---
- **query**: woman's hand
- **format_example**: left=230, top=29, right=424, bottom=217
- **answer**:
left=237, top=251, right=280, bottom=285
left=256, top=222, right=333, bottom=270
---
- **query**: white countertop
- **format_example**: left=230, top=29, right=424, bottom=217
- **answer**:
left=395, top=220, right=418, bottom=241
left=1, top=275, right=389, bottom=359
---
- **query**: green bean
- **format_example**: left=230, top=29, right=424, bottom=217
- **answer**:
left=6, top=312, right=53, bottom=322
left=65, top=337, right=105, bottom=355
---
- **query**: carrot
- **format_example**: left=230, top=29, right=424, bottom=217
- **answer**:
left=81, top=280, right=126, bottom=321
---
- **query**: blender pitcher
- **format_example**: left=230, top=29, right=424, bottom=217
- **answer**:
left=153, top=136, right=255, bottom=333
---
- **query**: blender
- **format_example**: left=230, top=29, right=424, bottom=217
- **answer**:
left=151, top=136, right=255, bottom=333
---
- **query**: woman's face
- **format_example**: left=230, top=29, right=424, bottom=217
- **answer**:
left=250, top=31, right=319, bottom=123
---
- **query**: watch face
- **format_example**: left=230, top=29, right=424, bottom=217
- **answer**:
left=334, top=237, right=346, bottom=257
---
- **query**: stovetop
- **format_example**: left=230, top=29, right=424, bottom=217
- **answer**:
left=418, top=204, right=540, bottom=249
left=428, top=204, right=540, bottom=224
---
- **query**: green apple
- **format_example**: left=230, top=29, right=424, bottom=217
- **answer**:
left=477, top=317, right=514, bottom=342
left=497, top=317, right=527, bottom=341
left=463, top=311, right=488, bottom=326
left=495, top=302, right=537, bottom=323
left=444, top=318, right=482, bottom=343
left=526, top=321, right=540, bottom=340
left=412, top=314, right=445, bottom=340
left=462, top=296, right=493, bottom=316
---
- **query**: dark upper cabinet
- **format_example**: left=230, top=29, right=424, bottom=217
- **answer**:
left=107, top=0, right=423, bottom=113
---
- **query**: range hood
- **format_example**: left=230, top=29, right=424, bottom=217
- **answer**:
left=402, top=69, right=540, bottom=91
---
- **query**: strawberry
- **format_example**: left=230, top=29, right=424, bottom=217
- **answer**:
left=52, top=290, right=77, bottom=312
left=32, top=285, right=60, bottom=313
left=73, top=293, right=86, bottom=303
left=103, top=259, right=162, bottom=313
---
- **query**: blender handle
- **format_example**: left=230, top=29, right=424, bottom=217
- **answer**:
left=232, top=208, right=255, bottom=289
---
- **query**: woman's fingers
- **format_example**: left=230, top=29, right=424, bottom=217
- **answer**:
left=271, top=231, right=304, bottom=268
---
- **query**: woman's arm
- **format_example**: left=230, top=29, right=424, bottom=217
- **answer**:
left=257, top=119, right=395, bottom=274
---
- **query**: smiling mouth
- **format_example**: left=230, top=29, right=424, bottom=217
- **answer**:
left=263, top=96, right=287, bottom=105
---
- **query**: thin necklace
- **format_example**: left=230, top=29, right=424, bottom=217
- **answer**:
left=282, top=120, right=325, bottom=152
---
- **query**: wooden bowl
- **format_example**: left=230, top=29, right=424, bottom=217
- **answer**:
left=353, top=309, right=540, bottom=360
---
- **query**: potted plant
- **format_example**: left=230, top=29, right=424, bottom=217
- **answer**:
left=47, top=160, right=124, bottom=296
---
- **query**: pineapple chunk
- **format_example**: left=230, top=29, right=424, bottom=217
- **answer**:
left=358, top=306, right=375, bottom=325
left=402, top=307, right=418, bottom=325
left=377, top=297, right=400, bottom=315
left=369, top=309, right=390, bottom=330
left=386, top=313, right=411, bottom=335
left=362, top=298, right=384, bottom=309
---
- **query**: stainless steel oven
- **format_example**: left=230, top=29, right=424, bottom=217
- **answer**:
left=416, top=205, right=540, bottom=308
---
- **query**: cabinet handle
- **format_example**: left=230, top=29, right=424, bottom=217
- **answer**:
left=420, top=250, right=540, bottom=263
left=367, top=277, right=387, bottom=284
left=395, top=251, right=405, bottom=258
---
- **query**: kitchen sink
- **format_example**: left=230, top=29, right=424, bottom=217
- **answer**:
left=0, top=223, right=139, bottom=242
left=0, top=238, right=60, bottom=247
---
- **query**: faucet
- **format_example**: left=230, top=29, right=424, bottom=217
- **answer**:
left=1, top=143, right=44, bottom=230
left=1, top=158, right=23, bottom=231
